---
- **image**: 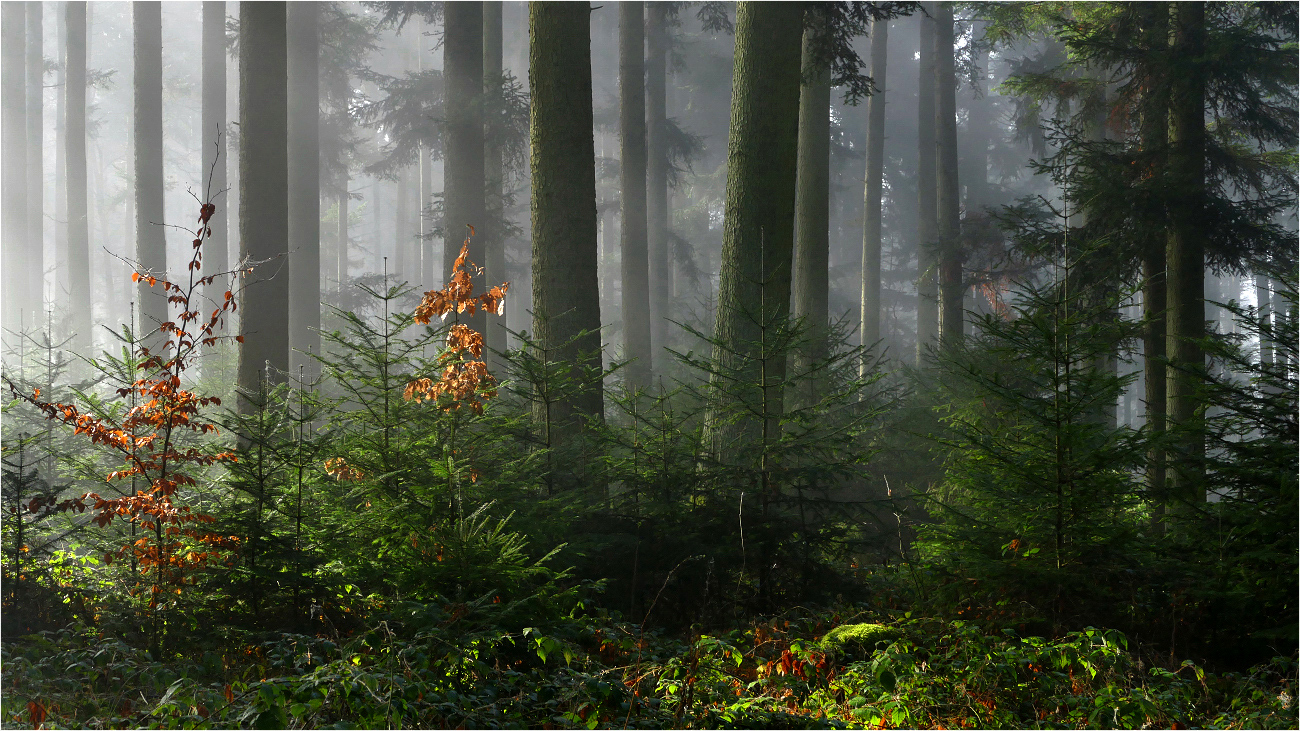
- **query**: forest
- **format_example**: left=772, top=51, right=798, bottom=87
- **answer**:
left=0, top=1, right=1295, bottom=728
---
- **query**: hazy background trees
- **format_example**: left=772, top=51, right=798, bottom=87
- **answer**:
left=0, top=0, right=1293, bottom=573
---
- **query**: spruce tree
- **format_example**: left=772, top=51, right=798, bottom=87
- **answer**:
left=3, top=2, right=27, bottom=336
left=134, top=2, right=167, bottom=344
left=709, top=1, right=805, bottom=457
left=25, top=2, right=43, bottom=321
left=529, top=1, right=604, bottom=432
left=1164, top=1, right=1207, bottom=505
left=620, top=0, right=651, bottom=389
left=65, top=2, right=88, bottom=354
left=860, top=17, right=888, bottom=367
left=792, top=15, right=832, bottom=402
left=483, top=0, right=507, bottom=369
left=237, top=1, right=289, bottom=408
left=287, top=2, right=320, bottom=377
left=202, top=1, right=228, bottom=279
left=444, top=2, right=487, bottom=339
left=645, top=2, right=671, bottom=373
left=933, top=2, right=962, bottom=348
left=915, top=5, right=939, bottom=362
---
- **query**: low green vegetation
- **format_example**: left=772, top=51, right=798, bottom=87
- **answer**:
left=1, top=202, right=1294, bottom=729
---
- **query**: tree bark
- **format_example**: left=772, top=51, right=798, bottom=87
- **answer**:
left=1165, top=0, right=1206, bottom=505
left=444, top=2, right=487, bottom=338
left=26, top=2, right=43, bottom=317
left=645, top=2, right=670, bottom=374
left=134, top=2, right=167, bottom=346
left=619, top=1, right=651, bottom=389
left=484, top=0, right=507, bottom=369
left=860, top=18, right=887, bottom=371
left=202, top=2, right=228, bottom=280
left=237, top=0, right=289, bottom=408
left=934, top=2, right=962, bottom=348
left=416, top=20, right=431, bottom=287
left=914, top=5, right=938, bottom=362
left=54, top=2, right=67, bottom=305
left=792, top=17, right=831, bottom=402
left=65, top=1, right=87, bottom=352
left=287, top=2, right=319, bottom=376
left=3, top=1, right=28, bottom=335
left=709, top=1, right=805, bottom=457
left=1138, top=1, right=1168, bottom=527
left=529, top=1, right=604, bottom=432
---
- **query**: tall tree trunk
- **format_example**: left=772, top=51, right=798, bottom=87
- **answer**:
left=54, top=2, right=67, bottom=306
left=420, top=147, right=434, bottom=284
left=860, top=18, right=887, bottom=371
left=134, top=2, right=166, bottom=346
left=645, top=2, right=670, bottom=373
left=3, top=1, right=28, bottom=336
left=1138, top=2, right=1169, bottom=528
left=237, top=0, right=289, bottom=408
left=287, top=2, right=319, bottom=376
left=201, top=2, right=227, bottom=280
left=26, top=2, right=43, bottom=317
left=792, top=17, right=831, bottom=403
left=337, top=186, right=348, bottom=286
left=413, top=23, right=427, bottom=285
left=65, top=1, right=88, bottom=352
left=396, top=164, right=408, bottom=281
left=529, top=1, right=604, bottom=432
left=914, top=5, right=938, bottom=362
left=619, top=1, right=651, bottom=389
left=709, top=1, right=805, bottom=458
left=1165, top=1, right=1207, bottom=506
left=484, top=0, right=507, bottom=369
left=444, top=2, right=486, bottom=337
left=334, top=71, right=348, bottom=291
left=933, top=2, right=962, bottom=348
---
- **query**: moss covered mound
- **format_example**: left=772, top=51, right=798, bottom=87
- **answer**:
left=819, top=623, right=901, bottom=660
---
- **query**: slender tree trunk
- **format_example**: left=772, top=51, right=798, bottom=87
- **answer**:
left=484, top=0, right=507, bottom=369
left=413, top=22, right=428, bottom=284
left=287, top=2, right=319, bottom=376
left=645, top=2, right=670, bottom=373
left=54, top=2, right=67, bottom=305
left=202, top=2, right=228, bottom=279
left=709, top=1, right=805, bottom=457
left=396, top=164, right=408, bottom=281
left=237, top=0, right=289, bottom=408
left=1138, top=2, right=1169, bottom=528
left=337, top=186, right=348, bottom=287
left=3, top=1, right=28, bottom=336
left=1165, top=1, right=1206, bottom=506
left=860, top=18, right=887, bottom=370
left=65, top=1, right=88, bottom=352
left=915, top=5, right=938, bottom=362
left=620, top=1, right=651, bottom=389
left=444, top=2, right=486, bottom=337
left=529, top=1, right=604, bottom=431
left=1256, top=272, right=1272, bottom=366
left=934, top=2, right=962, bottom=348
left=419, top=149, right=433, bottom=284
left=134, top=2, right=166, bottom=346
left=792, top=16, right=831, bottom=403
left=26, top=2, right=43, bottom=316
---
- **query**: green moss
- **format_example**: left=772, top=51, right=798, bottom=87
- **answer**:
left=819, top=623, right=901, bottom=660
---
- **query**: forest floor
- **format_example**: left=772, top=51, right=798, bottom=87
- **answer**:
left=2, top=579, right=1295, bottom=730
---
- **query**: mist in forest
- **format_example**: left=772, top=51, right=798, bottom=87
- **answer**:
left=1, top=2, right=1285, bottom=405
left=0, top=4, right=1295, bottom=727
